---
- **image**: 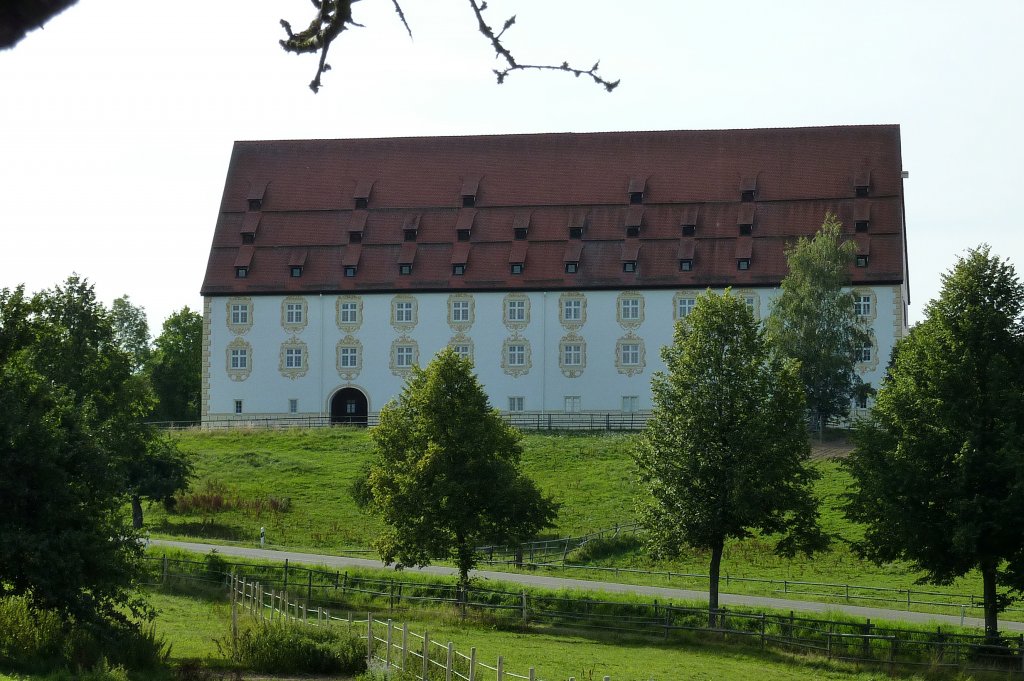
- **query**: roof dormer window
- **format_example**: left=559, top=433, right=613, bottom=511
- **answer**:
left=565, top=262, right=579, bottom=274
left=514, top=228, right=528, bottom=240
left=511, top=263, right=524, bottom=274
left=856, top=255, right=869, bottom=267
left=399, top=264, right=412, bottom=275
left=855, top=170, right=871, bottom=198
left=737, top=258, right=750, bottom=270
left=682, top=224, right=696, bottom=237
left=453, top=264, right=466, bottom=275
left=460, top=177, right=480, bottom=208
left=623, top=261, right=637, bottom=273
left=247, top=180, right=268, bottom=211
left=457, top=229, right=471, bottom=242
left=353, top=179, right=373, bottom=209
left=512, top=211, right=531, bottom=241
left=236, top=267, right=248, bottom=278
left=855, top=220, right=869, bottom=233
left=242, top=233, right=255, bottom=244
left=344, top=266, right=357, bottom=277
left=404, top=229, right=417, bottom=242
left=679, top=259, right=693, bottom=271
left=740, top=176, right=757, bottom=202
left=568, top=213, right=587, bottom=240
left=349, top=231, right=363, bottom=243
left=290, top=266, right=303, bottom=278
left=628, top=176, right=647, bottom=205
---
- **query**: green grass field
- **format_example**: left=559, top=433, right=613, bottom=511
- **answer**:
left=148, top=428, right=992, bottom=615
left=142, top=585, right=930, bottom=681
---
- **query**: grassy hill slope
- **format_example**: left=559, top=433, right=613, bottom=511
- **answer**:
left=149, top=428, right=989, bottom=609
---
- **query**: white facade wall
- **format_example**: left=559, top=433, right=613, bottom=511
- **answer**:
left=202, top=285, right=905, bottom=421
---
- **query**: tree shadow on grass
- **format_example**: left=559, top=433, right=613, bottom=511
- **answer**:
left=151, top=518, right=245, bottom=541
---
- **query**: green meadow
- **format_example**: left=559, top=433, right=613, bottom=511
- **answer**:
left=147, top=428, right=994, bottom=617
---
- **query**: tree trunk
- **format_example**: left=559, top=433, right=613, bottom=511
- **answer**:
left=981, top=559, right=1000, bottom=642
left=708, top=538, right=724, bottom=628
left=131, top=494, right=143, bottom=529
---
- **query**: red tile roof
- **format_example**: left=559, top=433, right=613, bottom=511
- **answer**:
left=201, top=126, right=908, bottom=297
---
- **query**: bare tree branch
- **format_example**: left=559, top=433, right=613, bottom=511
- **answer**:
left=280, top=0, right=619, bottom=94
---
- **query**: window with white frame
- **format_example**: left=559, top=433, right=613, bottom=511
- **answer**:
left=562, top=343, right=582, bottom=366
left=562, top=299, right=582, bottom=322
left=620, top=297, right=641, bottom=321
left=856, top=342, right=872, bottom=363
left=622, top=395, right=639, bottom=413
left=564, top=396, right=582, bottom=412
left=339, top=346, right=359, bottom=368
left=507, top=299, right=526, bottom=322
left=339, top=301, right=359, bottom=324
left=855, top=295, right=872, bottom=317
left=677, top=297, right=696, bottom=318
left=285, top=346, right=303, bottom=369
left=452, top=344, right=471, bottom=359
left=230, top=304, right=249, bottom=325
left=451, top=299, right=471, bottom=323
left=395, top=345, right=415, bottom=368
left=394, top=301, right=414, bottom=323
left=744, top=296, right=756, bottom=312
left=285, top=302, right=304, bottom=325
left=507, top=343, right=526, bottom=367
left=508, top=396, right=525, bottom=412
left=230, top=347, right=248, bottom=369
left=620, top=342, right=641, bottom=366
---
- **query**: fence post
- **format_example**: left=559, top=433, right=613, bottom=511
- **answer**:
left=759, top=614, right=766, bottom=650
left=422, top=632, right=430, bottom=680
left=862, top=619, right=871, bottom=659
left=284, top=559, right=289, bottom=594
left=522, top=591, right=528, bottom=624
left=385, top=619, right=393, bottom=670
left=446, top=641, right=454, bottom=681
left=529, top=668, right=535, bottom=681
left=162, top=555, right=168, bottom=585
left=469, top=646, right=476, bottom=681
left=366, top=614, right=374, bottom=664
left=1018, top=634, right=1024, bottom=672
left=269, top=589, right=275, bottom=621
left=307, top=570, right=312, bottom=603
left=497, top=656, right=503, bottom=681
left=402, top=622, right=409, bottom=671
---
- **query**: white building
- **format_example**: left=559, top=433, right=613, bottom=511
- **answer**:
left=201, top=127, right=909, bottom=426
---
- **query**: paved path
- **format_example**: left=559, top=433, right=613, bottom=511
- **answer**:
left=152, top=539, right=1020, bottom=632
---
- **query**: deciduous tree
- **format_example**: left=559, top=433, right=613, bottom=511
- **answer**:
left=148, top=307, right=203, bottom=423
left=844, top=246, right=1024, bottom=641
left=355, top=348, right=558, bottom=593
left=766, top=213, right=869, bottom=435
left=111, top=295, right=152, bottom=373
left=635, top=290, right=826, bottom=625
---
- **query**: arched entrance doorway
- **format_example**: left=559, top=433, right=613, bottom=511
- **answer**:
left=330, top=387, right=368, bottom=426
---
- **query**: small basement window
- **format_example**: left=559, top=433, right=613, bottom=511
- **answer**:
left=682, top=224, right=696, bottom=237
left=355, top=197, right=368, bottom=209
left=511, top=263, right=524, bottom=275
left=737, top=258, right=750, bottom=271
left=679, top=259, right=693, bottom=272
left=235, top=267, right=248, bottom=278
left=344, top=266, right=357, bottom=277
left=565, top=262, right=579, bottom=274
left=399, top=264, right=412, bottom=275
left=290, top=266, right=303, bottom=278
left=856, top=255, right=869, bottom=268
left=514, top=227, right=528, bottom=240
left=855, top=220, right=869, bottom=233
left=453, top=264, right=466, bottom=276
left=623, top=261, right=637, bottom=273
left=457, top=229, right=471, bottom=242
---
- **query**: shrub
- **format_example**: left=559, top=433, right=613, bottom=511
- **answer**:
left=231, top=621, right=367, bottom=675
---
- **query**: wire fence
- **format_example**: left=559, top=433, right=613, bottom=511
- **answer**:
left=149, top=411, right=651, bottom=432
left=227, top=574, right=554, bottom=681
left=150, top=555, right=1024, bottom=676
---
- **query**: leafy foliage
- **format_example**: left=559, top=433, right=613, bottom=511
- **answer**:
left=228, top=621, right=366, bottom=675
left=147, top=306, right=202, bottom=423
left=357, top=348, right=558, bottom=589
left=635, top=290, right=827, bottom=619
left=845, top=246, right=1024, bottom=639
left=766, top=213, right=869, bottom=433
left=0, top=276, right=189, bottom=624
left=111, top=295, right=151, bottom=372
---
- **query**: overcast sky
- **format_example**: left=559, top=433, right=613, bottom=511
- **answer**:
left=2, top=0, right=1022, bottom=331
